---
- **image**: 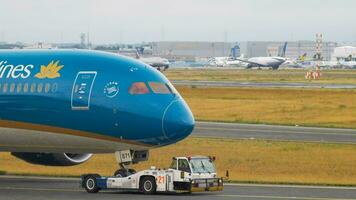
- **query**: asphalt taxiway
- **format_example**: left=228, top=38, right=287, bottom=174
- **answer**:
left=173, top=80, right=356, bottom=89
left=193, top=122, right=356, bottom=143
left=0, top=176, right=355, bottom=200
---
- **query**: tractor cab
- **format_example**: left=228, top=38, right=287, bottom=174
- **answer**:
left=169, top=156, right=218, bottom=179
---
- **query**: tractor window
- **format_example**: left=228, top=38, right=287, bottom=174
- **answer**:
left=169, top=158, right=177, bottom=170
left=129, top=82, right=150, bottom=95
left=148, top=82, right=171, bottom=94
left=178, top=159, right=191, bottom=173
left=190, top=158, right=216, bottom=173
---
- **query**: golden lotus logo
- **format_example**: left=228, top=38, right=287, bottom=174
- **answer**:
left=35, top=60, right=63, bottom=79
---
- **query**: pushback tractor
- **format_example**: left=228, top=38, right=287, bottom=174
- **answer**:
left=81, top=156, right=223, bottom=194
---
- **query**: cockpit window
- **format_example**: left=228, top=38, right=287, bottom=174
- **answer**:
left=148, top=82, right=171, bottom=94
left=166, top=82, right=178, bottom=94
left=129, top=82, right=150, bottom=95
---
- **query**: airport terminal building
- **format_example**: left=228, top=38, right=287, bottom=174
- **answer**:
left=151, top=42, right=234, bottom=60
left=152, top=41, right=338, bottom=61
left=240, top=41, right=337, bottom=60
left=331, top=46, right=356, bottom=61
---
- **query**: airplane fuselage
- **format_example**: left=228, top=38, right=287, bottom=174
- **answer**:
left=0, top=50, right=194, bottom=154
left=247, top=57, right=286, bottom=68
left=209, top=57, right=244, bottom=67
left=137, top=56, right=170, bottom=71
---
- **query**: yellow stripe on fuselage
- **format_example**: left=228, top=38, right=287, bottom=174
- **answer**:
left=0, top=119, right=153, bottom=148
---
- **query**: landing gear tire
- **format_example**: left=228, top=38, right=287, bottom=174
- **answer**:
left=140, top=177, right=156, bottom=194
left=84, top=174, right=100, bottom=193
left=114, top=169, right=126, bottom=177
left=128, top=168, right=137, bottom=175
left=114, top=169, right=137, bottom=177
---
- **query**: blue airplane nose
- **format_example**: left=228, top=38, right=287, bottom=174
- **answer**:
left=163, top=100, right=195, bottom=142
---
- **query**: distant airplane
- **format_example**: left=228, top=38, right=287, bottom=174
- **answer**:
left=208, top=55, right=245, bottom=67
left=329, top=54, right=356, bottom=68
left=0, top=50, right=194, bottom=168
left=135, top=48, right=170, bottom=71
left=296, top=53, right=307, bottom=62
left=236, top=42, right=288, bottom=70
left=294, top=53, right=356, bottom=69
left=207, top=44, right=245, bottom=67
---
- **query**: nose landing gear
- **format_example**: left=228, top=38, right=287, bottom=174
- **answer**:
left=114, top=150, right=149, bottom=177
left=114, top=165, right=137, bottom=177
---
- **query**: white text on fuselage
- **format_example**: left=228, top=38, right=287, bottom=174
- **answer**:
left=0, top=61, right=34, bottom=79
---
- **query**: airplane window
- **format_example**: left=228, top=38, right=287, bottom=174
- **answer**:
left=10, top=83, right=15, bottom=93
left=30, top=83, right=36, bottom=93
left=51, top=83, right=58, bottom=93
left=166, top=82, right=178, bottom=94
left=23, top=83, right=29, bottom=93
left=148, top=82, right=171, bottom=94
left=45, top=83, right=50, bottom=93
left=16, top=83, right=22, bottom=93
left=3, top=83, right=8, bottom=93
left=37, top=83, right=43, bottom=93
left=129, top=82, right=150, bottom=95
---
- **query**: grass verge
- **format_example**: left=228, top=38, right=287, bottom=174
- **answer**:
left=2, top=138, right=356, bottom=186
left=177, top=86, right=356, bottom=129
left=165, top=69, right=356, bottom=84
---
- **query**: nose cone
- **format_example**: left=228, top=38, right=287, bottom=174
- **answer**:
left=163, top=100, right=195, bottom=142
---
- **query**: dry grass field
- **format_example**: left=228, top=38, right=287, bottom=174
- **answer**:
left=2, top=137, right=356, bottom=186
left=165, top=69, right=356, bottom=84
left=177, top=86, right=356, bottom=129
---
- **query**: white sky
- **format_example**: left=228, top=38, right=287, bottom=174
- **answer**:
left=0, top=0, right=355, bottom=44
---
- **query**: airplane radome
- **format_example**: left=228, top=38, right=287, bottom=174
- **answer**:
left=0, top=50, right=195, bottom=166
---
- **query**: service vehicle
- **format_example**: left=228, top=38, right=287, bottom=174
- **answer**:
left=81, top=156, right=223, bottom=194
